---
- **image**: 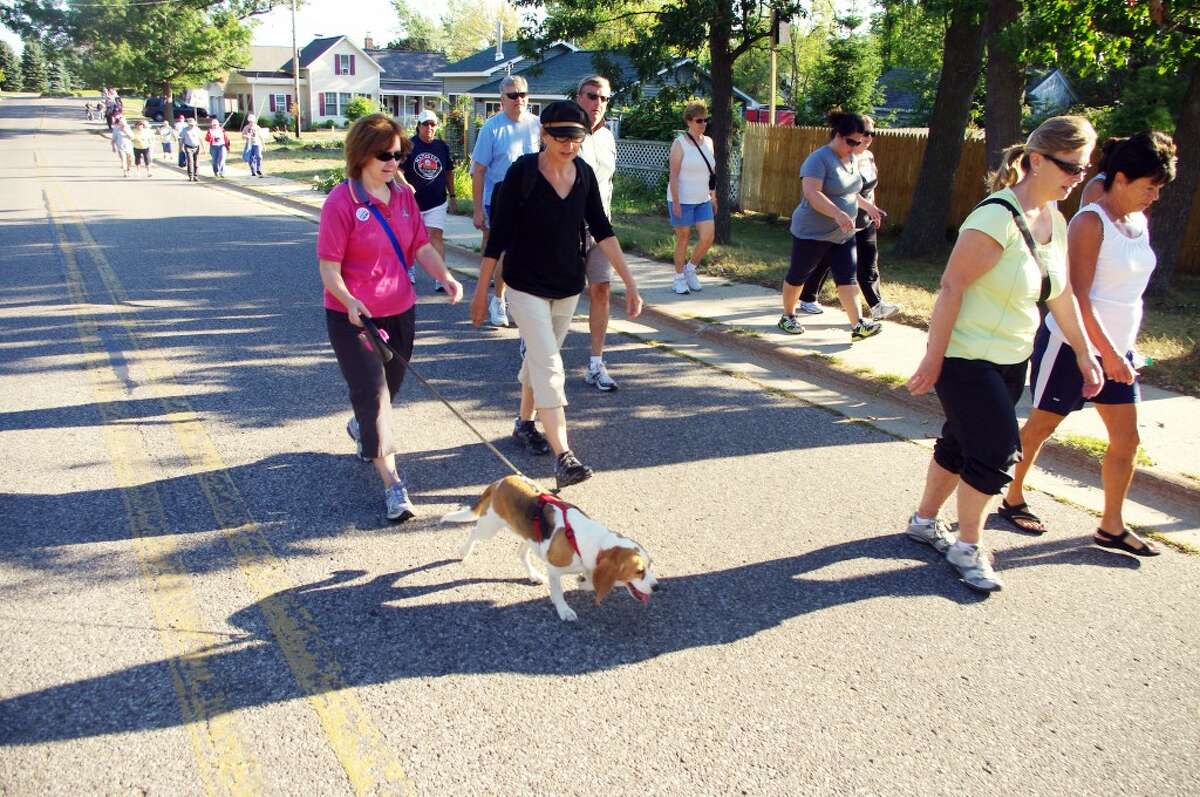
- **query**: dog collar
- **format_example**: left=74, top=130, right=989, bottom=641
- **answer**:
left=532, top=493, right=580, bottom=556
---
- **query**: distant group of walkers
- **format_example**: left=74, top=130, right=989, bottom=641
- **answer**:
left=308, top=79, right=1177, bottom=595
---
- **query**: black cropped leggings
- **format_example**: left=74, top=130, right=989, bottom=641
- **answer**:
left=799, top=224, right=882, bottom=307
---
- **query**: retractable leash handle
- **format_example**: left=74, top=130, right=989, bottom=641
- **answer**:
left=359, top=315, right=395, bottom=363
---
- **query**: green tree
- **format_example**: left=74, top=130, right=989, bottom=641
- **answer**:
left=20, top=38, right=48, bottom=93
left=0, top=41, right=20, bottom=92
left=526, top=0, right=807, bottom=243
left=49, top=57, right=73, bottom=93
left=442, top=0, right=520, bottom=61
left=343, top=95, right=378, bottom=122
left=388, top=1, right=446, bottom=51
left=69, top=1, right=252, bottom=112
left=800, top=16, right=882, bottom=123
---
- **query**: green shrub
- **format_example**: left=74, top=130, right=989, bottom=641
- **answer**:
left=313, top=166, right=346, bottom=193
left=271, top=110, right=291, bottom=131
left=344, top=95, right=376, bottom=123
left=272, top=131, right=296, bottom=145
left=302, top=139, right=342, bottom=151
left=225, top=111, right=246, bottom=131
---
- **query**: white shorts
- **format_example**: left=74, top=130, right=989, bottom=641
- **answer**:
left=420, top=202, right=447, bottom=231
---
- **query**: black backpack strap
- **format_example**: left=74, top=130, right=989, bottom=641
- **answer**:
left=975, top=197, right=1052, bottom=303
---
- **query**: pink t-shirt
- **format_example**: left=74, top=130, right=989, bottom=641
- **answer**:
left=318, top=180, right=430, bottom=317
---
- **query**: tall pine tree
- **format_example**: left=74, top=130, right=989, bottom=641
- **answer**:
left=0, top=41, right=20, bottom=92
left=20, top=37, right=48, bottom=93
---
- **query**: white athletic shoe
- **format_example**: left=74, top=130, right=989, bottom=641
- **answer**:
left=905, top=514, right=955, bottom=553
left=385, top=481, right=415, bottom=523
left=797, top=301, right=824, bottom=314
left=684, top=266, right=703, bottom=292
left=584, top=360, right=618, bottom=391
left=672, top=274, right=690, bottom=295
left=871, top=301, right=901, bottom=320
left=946, top=542, right=1004, bottom=592
left=488, top=296, right=510, bottom=327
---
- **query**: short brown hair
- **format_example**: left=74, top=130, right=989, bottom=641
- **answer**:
left=683, top=102, right=707, bottom=122
left=345, top=114, right=411, bottom=179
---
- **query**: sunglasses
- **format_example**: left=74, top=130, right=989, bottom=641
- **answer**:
left=1042, top=153, right=1088, bottom=177
left=845, top=138, right=863, bottom=147
left=504, top=91, right=528, bottom=100
left=420, top=121, right=437, bottom=126
left=583, top=91, right=611, bottom=103
left=374, top=150, right=406, bottom=163
left=690, top=117, right=709, bottom=124
left=547, top=131, right=583, bottom=143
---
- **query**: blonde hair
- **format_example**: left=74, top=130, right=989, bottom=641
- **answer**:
left=683, top=102, right=707, bottom=122
left=988, top=115, right=1097, bottom=192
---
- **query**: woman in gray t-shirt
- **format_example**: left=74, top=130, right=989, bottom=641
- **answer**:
left=778, top=111, right=884, bottom=342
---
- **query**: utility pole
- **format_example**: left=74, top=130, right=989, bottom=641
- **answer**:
left=291, top=0, right=302, bottom=138
left=768, top=10, right=777, bottom=126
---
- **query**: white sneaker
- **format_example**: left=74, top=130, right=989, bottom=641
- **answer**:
left=672, top=274, right=690, bottom=295
left=488, top=295, right=509, bottom=327
left=871, top=301, right=901, bottom=320
left=905, top=514, right=955, bottom=553
left=584, top=360, right=618, bottom=391
left=385, top=482, right=415, bottom=523
left=684, top=266, right=702, bottom=292
left=797, top=301, right=824, bottom=314
left=946, top=542, right=1004, bottom=592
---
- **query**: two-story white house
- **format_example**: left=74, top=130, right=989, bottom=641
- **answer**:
left=225, top=36, right=383, bottom=127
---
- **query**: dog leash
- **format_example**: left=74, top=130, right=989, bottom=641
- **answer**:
left=359, top=314, right=530, bottom=481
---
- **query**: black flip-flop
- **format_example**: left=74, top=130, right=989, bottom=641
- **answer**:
left=997, top=500, right=1046, bottom=534
left=1094, top=528, right=1161, bottom=557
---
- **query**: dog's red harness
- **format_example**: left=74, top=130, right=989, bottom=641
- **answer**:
left=531, top=493, right=581, bottom=556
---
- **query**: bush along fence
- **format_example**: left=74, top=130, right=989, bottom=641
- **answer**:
left=737, top=123, right=1200, bottom=273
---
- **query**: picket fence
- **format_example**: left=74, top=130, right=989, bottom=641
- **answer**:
left=737, top=123, right=1200, bottom=274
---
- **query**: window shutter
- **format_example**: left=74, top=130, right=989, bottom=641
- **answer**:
left=350, top=55, right=356, bottom=75
left=269, top=94, right=277, bottom=112
left=318, top=93, right=324, bottom=114
left=248, top=94, right=253, bottom=111
left=286, top=95, right=293, bottom=114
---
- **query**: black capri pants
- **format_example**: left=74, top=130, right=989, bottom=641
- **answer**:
left=800, top=224, right=882, bottom=307
left=326, top=307, right=416, bottom=459
left=785, top=234, right=857, bottom=287
left=932, top=357, right=1028, bottom=495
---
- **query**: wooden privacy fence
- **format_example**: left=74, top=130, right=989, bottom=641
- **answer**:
left=738, top=123, right=1200, bottom=274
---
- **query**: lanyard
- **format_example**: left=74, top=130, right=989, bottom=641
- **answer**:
left=365, top=199, right=410, bottom=271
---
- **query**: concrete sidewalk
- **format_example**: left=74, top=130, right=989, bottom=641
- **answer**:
left=118, top=133, right=1198, bottom=510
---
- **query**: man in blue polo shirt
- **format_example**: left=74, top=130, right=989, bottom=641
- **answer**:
left=471, top=74, right=541, bottom=327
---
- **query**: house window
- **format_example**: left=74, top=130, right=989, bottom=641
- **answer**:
left=484, top=101, right=501, bottom=117
left=323, top=93, right=338, bottom=116
left=335, top=53, right=356, bottom=75
left=271, top=93, right=287, bottom=113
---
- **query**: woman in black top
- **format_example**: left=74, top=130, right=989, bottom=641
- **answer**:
left=470, top=101, right=643, bottom=489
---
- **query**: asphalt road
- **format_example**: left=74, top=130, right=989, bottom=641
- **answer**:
left=1, top=97, right=1197, bottom=796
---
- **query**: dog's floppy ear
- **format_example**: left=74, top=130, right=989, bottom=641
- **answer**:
left=592, top=548, right=620, bottom=604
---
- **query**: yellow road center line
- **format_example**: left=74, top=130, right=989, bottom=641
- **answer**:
left=45, top=189, right=264, bottom=796
left=54, top=190, right=414, bottom=796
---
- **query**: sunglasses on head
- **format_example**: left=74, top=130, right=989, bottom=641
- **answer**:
left=690, top=117, right=709, bottom=124
left=583, top=91, right=611, bottom=103
left=504, top=91, right=528, bottom=100
left=1042, top=152, right=1088, bottom=177
left=374, top=150, right=406, bottom=163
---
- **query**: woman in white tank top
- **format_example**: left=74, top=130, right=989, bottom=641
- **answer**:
left=1002, top=132, right=1177, bottom=555
left=666, top=102, right=717, bottom=295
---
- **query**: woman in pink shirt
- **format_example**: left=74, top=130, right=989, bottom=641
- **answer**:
left=318, top=114, right=463, bottom=522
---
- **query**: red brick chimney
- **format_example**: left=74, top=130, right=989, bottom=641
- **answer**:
left=364, top=34, right=375, bottom=49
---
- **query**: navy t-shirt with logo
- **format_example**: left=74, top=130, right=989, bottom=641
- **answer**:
left=404, top=138, right=454, bottom=212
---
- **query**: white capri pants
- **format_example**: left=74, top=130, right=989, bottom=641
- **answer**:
left=506, top=287, right=581, bottom=409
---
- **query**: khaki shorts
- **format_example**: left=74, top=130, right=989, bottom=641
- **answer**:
left=506, top=288, right=581, bottom=410
left=584, top=236, right=612, bottom=286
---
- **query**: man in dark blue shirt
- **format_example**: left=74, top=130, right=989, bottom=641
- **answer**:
left=403, top=109, right=457, bottom=289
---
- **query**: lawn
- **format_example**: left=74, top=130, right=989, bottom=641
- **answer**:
left=607, top=177, right=1200, bottom=397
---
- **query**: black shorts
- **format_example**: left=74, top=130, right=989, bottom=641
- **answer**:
left=933, top=357, right=1028, bottom=496
left=1030, top=325, right=1139, bottom=416
left=133, top=147, right=150, bottom=165
left=785, top=235, right=856, bottom=287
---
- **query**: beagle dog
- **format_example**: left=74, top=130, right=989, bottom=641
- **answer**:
left=441, top=476, right=658, bottom=622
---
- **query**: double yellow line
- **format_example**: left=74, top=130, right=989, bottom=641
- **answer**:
left=43, top=178, right=412, bottom=795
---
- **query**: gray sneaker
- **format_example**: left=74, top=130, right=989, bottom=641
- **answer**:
left=346, top=417, right=371, bottom=462
left=385, top=482, right=415, bottom=523
left=684, top=267, right=702, bottom=292
left=946, top=542, right=1004, bottom=592
left=905, top=514, right=955, bottom=554
left=871, top=301, right=901, bottom=320
left=797, top=301, right=824, bottom=315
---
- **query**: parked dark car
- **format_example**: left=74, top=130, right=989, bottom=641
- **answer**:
left=143, top=97, right=210, bottom=122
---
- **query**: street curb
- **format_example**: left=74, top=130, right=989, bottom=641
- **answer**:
left=126, top=134, right=1194, bottom=513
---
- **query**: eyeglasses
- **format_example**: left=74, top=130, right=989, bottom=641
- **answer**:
left=504, top=91, right=528, bottom=100
left=547, top=132, right=582, bottom=143
left=1042, top=153, right=1088, bottom=177
left=863, top=130, right=875, bottom=137
left=845, top=138, right=863, bottom=147
left=374, top=150, right=406, bottom=163
left=690, top=117, right=709, bottom=124
left=420, top=121, right=437, bottom=127
left=583, top=91, right=611, bottom=103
